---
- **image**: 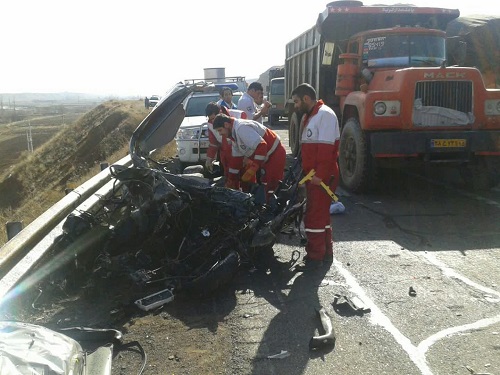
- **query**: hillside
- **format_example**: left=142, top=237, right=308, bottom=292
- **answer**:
left=0, top=99, right=152, bottom=245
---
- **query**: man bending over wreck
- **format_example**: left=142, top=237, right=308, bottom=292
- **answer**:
left=212, top=113, right=286, bottom=198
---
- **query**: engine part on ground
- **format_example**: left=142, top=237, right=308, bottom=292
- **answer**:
left=309, top=306, right=336, bottom=350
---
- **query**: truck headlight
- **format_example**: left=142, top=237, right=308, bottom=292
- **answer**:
left=373, top=101, right=401, bottom=117
left=485, top=100, right=500, bottom=115
left=374, top=102, right=386, bottom=115
left=176, top=128, right=199, bottom=140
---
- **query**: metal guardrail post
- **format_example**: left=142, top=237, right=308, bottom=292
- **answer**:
left=5, top=222, right=23, bottom=241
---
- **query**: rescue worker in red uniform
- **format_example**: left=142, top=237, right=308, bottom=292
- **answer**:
left=291, top=83, right=340, bottom=272
left=205, top=102, right=246, bottom=178
left=212, top=113, right=286, bottom=198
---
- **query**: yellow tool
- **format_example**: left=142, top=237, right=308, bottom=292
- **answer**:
left=299, top=169, right=338, bottom=202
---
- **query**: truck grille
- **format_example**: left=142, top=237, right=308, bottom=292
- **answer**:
left=414, top=81, right=473, bottom=113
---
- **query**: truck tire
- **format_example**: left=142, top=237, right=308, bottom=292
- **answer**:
left=338, top=118, right=375, bottom=192
left=289, top=112, right=301, bottom=157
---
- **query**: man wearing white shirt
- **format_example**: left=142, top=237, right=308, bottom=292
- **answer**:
left=237, top=82, right=271, bottom=124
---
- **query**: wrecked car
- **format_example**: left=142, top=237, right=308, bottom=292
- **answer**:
left=43, top=82, right=305, bottom=307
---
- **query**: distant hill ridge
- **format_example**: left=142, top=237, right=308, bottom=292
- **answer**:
left=0, top=92, right=134, bottom=105
left=0, top=99, right=149, bottom=245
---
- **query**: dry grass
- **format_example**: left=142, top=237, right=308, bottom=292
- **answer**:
left=0, top=100, right=179, bottom=246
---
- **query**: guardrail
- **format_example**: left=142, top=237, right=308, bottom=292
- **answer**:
left=0, top=155, right=132, bottom=301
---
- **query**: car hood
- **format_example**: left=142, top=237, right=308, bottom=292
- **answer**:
left=130, top=82, right=211, bottom=167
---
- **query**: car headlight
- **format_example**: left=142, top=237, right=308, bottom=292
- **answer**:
left=176, top=128, right=199, bottom=140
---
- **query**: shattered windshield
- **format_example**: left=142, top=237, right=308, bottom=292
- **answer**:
left=363, top=34, right=446, bottom=68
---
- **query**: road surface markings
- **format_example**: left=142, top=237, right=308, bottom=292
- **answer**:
left=334, top=252, right=500, bottom=375
left=334, top=258, right=434, bottom=375
left=419, top=252, right=500, bottom=354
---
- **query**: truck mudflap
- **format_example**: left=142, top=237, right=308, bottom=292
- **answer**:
left=369, top=130, right=500, bottom=159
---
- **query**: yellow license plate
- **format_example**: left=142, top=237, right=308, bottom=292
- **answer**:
left=431, top=139, right=466, bottom=148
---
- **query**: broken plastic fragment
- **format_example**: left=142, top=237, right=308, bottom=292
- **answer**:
left=332, top=294, right=371, bottom=314
left=267, top=350, right=290, bottom=359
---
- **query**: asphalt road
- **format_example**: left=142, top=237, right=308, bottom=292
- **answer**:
left=3, top=119, right=499, bottom=375
left=224, top=120, right=500, bottom=375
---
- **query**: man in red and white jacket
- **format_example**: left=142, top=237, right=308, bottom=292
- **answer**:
left=291, top=83, right=340, bottom=272
left=212, top=113, right=286, bottom=197
left=205, top=102, right=247, bottom=178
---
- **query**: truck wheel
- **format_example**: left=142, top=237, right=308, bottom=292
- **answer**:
left=339, top=118, right=375, bottom=192
left=289, top=112, right=301, bottom=157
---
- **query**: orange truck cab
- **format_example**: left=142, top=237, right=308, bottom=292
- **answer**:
left=286, top=1, right=500, bottom=192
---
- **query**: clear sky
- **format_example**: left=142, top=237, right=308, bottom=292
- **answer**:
left=1, top=0, right=498, bottom=96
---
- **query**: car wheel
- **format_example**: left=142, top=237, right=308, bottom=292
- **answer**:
left=183, top=250, right=240, bottom=296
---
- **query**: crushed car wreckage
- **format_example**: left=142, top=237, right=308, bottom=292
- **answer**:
left=46, top=82, right=305, bottom=306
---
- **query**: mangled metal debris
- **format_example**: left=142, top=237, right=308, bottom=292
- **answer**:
left=41, top=81, right=306, bottom=307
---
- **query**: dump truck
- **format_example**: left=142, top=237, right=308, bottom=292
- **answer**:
left=285, top=1, right=500, bottom=192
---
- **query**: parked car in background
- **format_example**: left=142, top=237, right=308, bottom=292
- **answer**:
left=149, top=95, right=161, bottom=107
left=175, top=85, right=242, bottom=171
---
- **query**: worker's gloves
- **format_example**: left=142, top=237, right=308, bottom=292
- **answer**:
left=241, top=161, right=259, bottom=183
left=310, top=175, right=322, bottom=186
left=205, top=158, right=214, bottom=173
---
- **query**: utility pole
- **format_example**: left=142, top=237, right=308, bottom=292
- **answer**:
left=27, top=121, right=33, bottom=153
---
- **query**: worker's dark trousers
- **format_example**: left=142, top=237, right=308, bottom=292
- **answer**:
left=305, top=184, right=333, bottom=260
